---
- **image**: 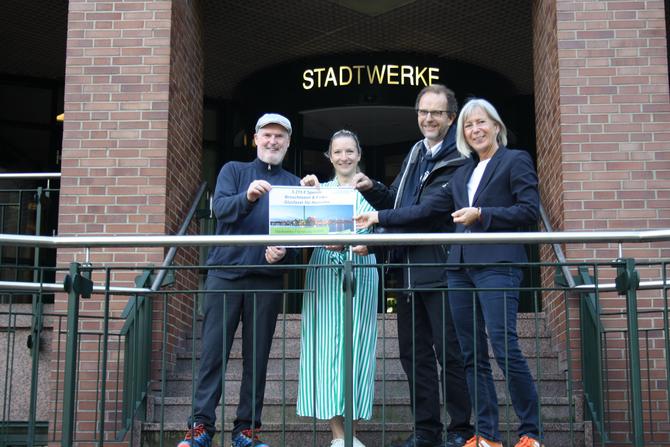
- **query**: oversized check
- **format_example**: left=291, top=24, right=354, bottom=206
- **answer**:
left=268, top=186, right=356, bottom=237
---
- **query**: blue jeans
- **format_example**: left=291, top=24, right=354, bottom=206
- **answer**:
left=447, top=266, right=540, bottom=442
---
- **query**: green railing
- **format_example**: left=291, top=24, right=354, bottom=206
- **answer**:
left=0, top=280, right=130, bottom=447
left=0, top=173, right=59, bottom=297
left=0, top=173, right=59, bottom=446
left=1, top=231, right=669, bottom=446
left=576, top=259, right=670, bottom=446
left=576, top=265, right=607, bottom=441
left=118, top=270, right=154, bottom=441
left=117, top=181, right=207, bottom=442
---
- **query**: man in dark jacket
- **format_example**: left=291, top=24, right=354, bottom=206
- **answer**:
left=177, top=114, right=300, bottom=447
left=353, top=85, right=473, bottom=447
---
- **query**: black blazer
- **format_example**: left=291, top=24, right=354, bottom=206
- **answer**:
left=446, top=146, right=539, bottom=266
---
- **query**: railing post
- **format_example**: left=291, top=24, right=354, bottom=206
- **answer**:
left=62, top=261, right=93, bottom=447
left=27, top=186, right=45, bottom=447
left=97, top=268, right=112, bottom=446
left=117, top=269, right=153, bottom=441
left=575, top=265, right=607, bottom=441
left=343, top=255, right=354, bottom=447
left=615, top=258, right=643, bottom=446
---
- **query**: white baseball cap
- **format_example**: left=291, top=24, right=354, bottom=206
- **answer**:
left=255, top=113, right=292, bottom=135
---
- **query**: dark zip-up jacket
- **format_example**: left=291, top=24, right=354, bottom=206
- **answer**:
left=206, top=157, right=301, bottom=280
left=361, top=125, right=468, bottom=287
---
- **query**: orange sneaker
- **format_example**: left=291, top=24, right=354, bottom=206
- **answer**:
left=463, top=435, right=503, bottom=447
left=514, top=435, right=544, bottom=447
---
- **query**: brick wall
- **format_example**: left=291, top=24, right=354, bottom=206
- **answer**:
left=557, top=0, right=670, bottom=247
left=541, top=0, right=670, bottom=442
left=532, top=0, right=577, bottom=378
left=156, top=0, right=203, bottom=381
left=54, top=0, right=202, bottom=443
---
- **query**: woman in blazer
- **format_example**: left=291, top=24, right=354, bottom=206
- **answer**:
left=446, top=99, right=542, bottom=447
left=354, top=98, right=543, bottom=447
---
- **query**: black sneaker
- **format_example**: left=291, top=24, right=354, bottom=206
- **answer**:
left=444, top=432, right=468, bottom=447
left=389, top=433, right=440, bottom=447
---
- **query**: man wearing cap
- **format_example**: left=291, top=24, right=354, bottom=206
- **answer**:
left=178, top=114, right=300, bottom=447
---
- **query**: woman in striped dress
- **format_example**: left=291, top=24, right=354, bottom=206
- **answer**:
left=297, top=130, right=379, bottom=447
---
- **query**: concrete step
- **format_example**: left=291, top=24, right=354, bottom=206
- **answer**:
left=159, top=371, right=568, bottom=398
left=179, top=331, right=557, bottom=362
left=141, top=421, right=585, bottom=447
left=174, top=354, right=561, bottom=379
left=147, top=394, right=581, bottom=425
left=147, top=313, right=583, bottom=445
left=182, top=314, right=550, bottom=349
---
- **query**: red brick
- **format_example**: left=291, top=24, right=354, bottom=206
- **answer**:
left=56, top=0, right=203, bottom=438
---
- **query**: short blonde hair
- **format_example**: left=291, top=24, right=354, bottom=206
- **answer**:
left=456, top=98, right=508, bottom=157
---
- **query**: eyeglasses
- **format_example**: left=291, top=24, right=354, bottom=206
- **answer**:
left=416, top=109, right=449, bottom=118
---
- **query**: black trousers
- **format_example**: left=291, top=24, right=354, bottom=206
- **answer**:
left=192, top=274, right=283, bottom=436
left=396, top=289, right=474, bottom=440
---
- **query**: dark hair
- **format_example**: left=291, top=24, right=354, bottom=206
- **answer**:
left=327, top=129, right=362, bottom=156
left=415, top=84, right=458, bottom=118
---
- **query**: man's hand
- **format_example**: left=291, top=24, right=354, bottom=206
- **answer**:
left=354, top=211, right=379, bottom=229
left=352, top=173, right=373, bottom=192
left=325, top=245, right=345, bottom=252
left=300, top=174, right=320, bottom=187
left=265, top=246, right=286, bottom=264
left=247, top=180, right=272, bottom=203
left=451, top=207, right=481, bottom=227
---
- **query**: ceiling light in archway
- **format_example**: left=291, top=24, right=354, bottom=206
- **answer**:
left=327, top=0, right=417, bottom=17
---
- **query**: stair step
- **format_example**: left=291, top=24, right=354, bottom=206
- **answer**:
left=159, top=371, right=568, bottom=398
left=145, top=313, right=584, bottom=444
left=174, top=355, right=560, bottom=378
left=147, top=395, right=581, bottom=425
left=142, top=421, right=585, bottom=447
left=179, top=333, right=556, bottom=361
left=183, top=314, right=550, bottom=344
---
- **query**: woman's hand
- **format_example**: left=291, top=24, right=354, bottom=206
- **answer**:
left=300, top=174, right=320, bottom=187
left=324, top=245, right=345, bottom=252
left=451, top=207, right=481, bottom=227
left=351, top=245, right=369, bottom=256
left=354, top=211, right=379, bottom=229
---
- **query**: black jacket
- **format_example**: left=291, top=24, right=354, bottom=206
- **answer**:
left=361, top=125, right=468, bottom=287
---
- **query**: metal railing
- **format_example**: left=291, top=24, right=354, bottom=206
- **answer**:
left=118, top=270, right=153, bottom=442
left=0, top=173, right=59, bottom=299
left=0, top=279, right=128, bottom=447
left=1, top=229, right=669, bottom=249
left=0, top=173, right=60, bottom=447
left=0, top=175, right=208, bottom=446
left=115, top=181, right=208, bottom=441
left=0, top=231, right=669, bottom=446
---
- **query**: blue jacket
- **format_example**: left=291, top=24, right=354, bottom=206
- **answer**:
left=207, top=158, right=301, bottom=279
left=446, top=146, right=539, bottom=266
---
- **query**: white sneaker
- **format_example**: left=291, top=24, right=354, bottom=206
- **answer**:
left=330, top=438, right=365, bottom=447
